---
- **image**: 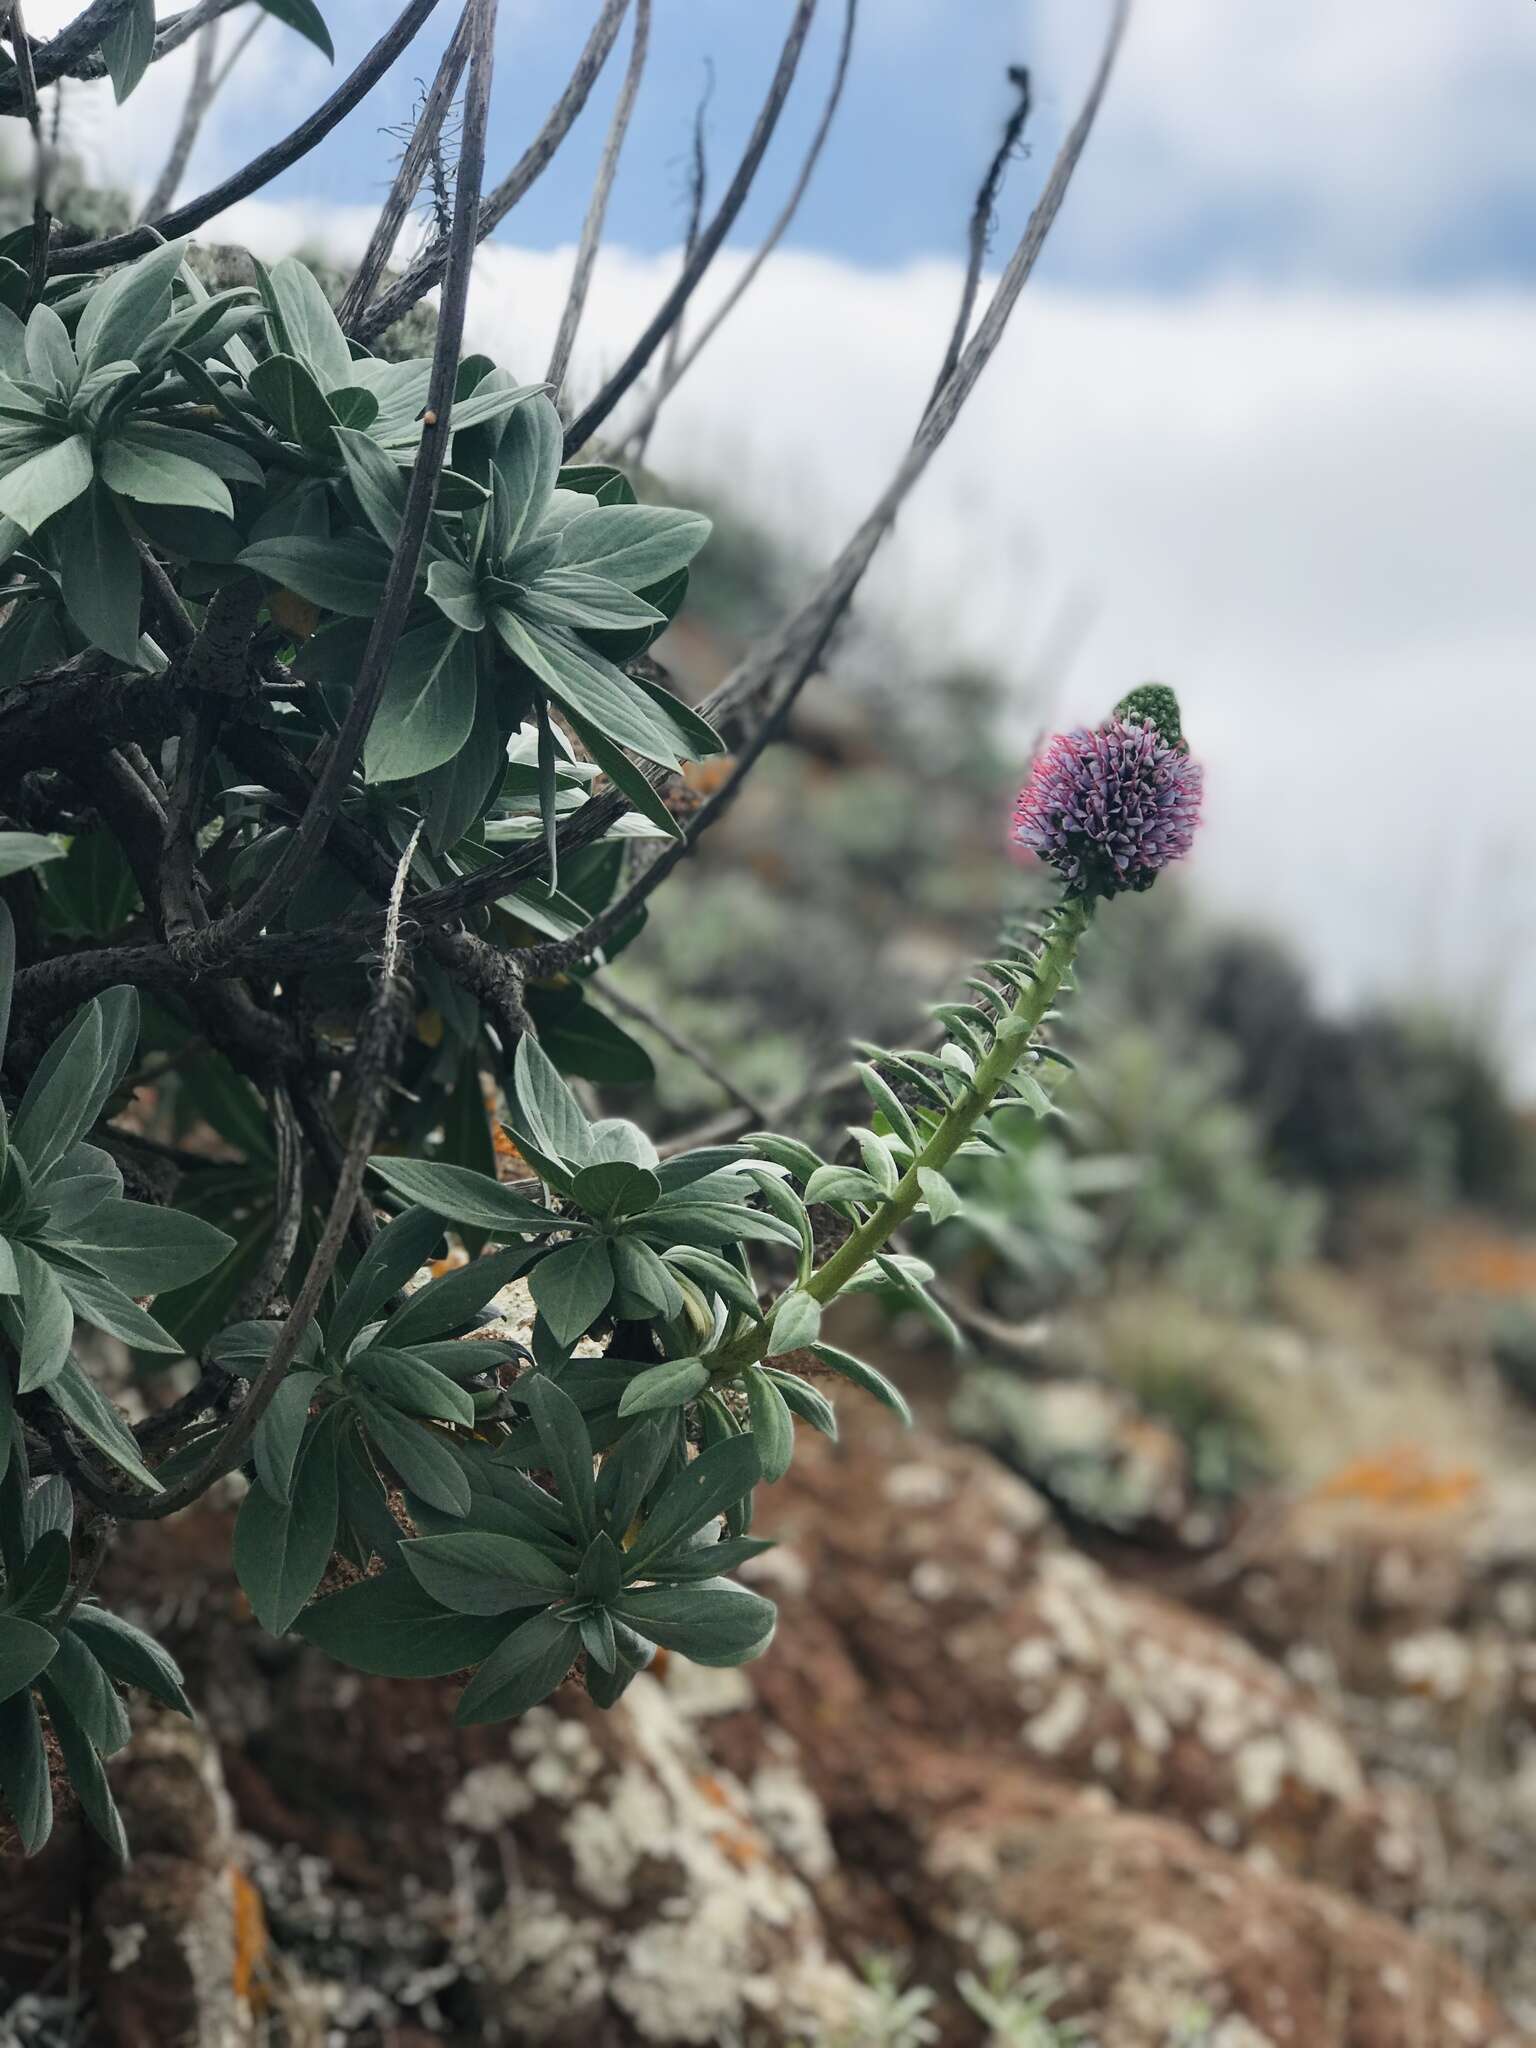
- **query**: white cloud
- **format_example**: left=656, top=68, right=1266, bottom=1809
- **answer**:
left=475, top=244, right=1536, bottom=1072
left=1026, top=0, right=1536, bottom=282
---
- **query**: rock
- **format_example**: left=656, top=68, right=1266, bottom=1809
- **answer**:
left=741, top=1419, right=1428, bottom=1911
left=5, top=1411, right=1526, bottom=2046
left=90, top=1712, right=261, bottom=2048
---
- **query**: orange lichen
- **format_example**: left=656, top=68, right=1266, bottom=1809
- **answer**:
left=1427, top=1222, right=1536, bottom=1298
left=1310, top=1445, right=1482, bottom=1513
left=231, top=1865, right=269, bottom=2010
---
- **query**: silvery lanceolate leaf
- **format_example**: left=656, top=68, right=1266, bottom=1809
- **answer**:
left=99, top=437, right=233, bottom=518
left=260, top=256, right=354, bottom=399
left=23, top=304, right=78, bottom=400
left=490, top=391, right=562, bottom=550
left=554, top=504, right=711, bottom=590
left=74, top=239, right=188, bottom=374
left=0, top=436, right=92, bottom=535
left=363, top=622, right=478, bottom=785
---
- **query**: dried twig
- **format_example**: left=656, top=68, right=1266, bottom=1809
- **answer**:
left=589, top=970, right=767, bottom=1123
left=336, top=4, right=475, bottom=330
left=6, top=0, right=51, bottom=308
left=52, top=0, right=447, bottom=271
left=625, top=52, right=712, bottom=467
left=355, top=0, right=630, bottom=346
left=928, top=61, right=1031, bottom=408
left=523, top=0, right=1131, bottom=976
left=139, top=14, right=220, bottom=221
left=563, top=0, right=817, bottom=456
left=623, top=0, right=857, bottom=457
left=546, top=0, right=650, bottom=396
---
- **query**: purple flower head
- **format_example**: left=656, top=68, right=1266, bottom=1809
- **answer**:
left=1012, top=712, right=1204, bottom=899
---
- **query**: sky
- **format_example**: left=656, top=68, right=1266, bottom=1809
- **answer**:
left=22, top=0, right=1536, bottom=1078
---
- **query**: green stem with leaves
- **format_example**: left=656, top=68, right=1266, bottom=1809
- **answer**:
left=711, top=893, right=1094, bottom=1377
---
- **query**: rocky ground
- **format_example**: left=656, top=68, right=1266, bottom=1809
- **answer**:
left=4, top=1386, right=1535, bottom=2048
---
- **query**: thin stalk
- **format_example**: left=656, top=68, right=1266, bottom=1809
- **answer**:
left=709, top=894, right=1092, bottom=1378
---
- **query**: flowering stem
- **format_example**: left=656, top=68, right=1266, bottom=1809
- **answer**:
left=710, top=893, right=1094, bottom=1378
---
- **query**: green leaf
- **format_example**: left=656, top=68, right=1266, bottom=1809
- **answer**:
left=856, top=1064, right=922, bottom=1153
left=528, top=1237, right=614, bottom=1348
left=0, top=1614, right=58, bottom=1701
left=232, top=1409, right=340, bottom=1631
left=364, top=621, right=477, bottom=783
left=40, top=1627, right=130, bottom=1755
left=455, top=1608, right=578, bottom=1724
left=518, top=1374, right=597, bottom=1542
left=248, top=348, right=341, bottom=452
left=13, top=989, right=116, bottom=1178
left=37, top=1677, right=127, bottom=1861
left=570, top=1161, right=660, bottom=1222
left=742, top=1365, right=795, bottom=1482
left=52, top=1264, right=180, bottom=1356
left=100, top=0, right=155, bottom=102
left=615, top=1579, right=775, bottom=1667
left=66, top=1606, right=191, bottom=1718
left=349, top=1347, right=474, bottom=1428
left=75, top=238, right=185, bottom=371
left=10, top=1244, right=73, bottom=1394
left=809, top=1343, right=913, bottom=1427
left=356, top=1399, right=470, bottom=1518
left=873, top=1251, right=963, bottom=1350
left=421, top=677, right=508, bottom=851
left=238, top=532, right=390, bottom=615
left=555, top=504, right=711, bottom=589
left=0, top=434, right=92, bottom=535
left=377, top=1243, right=537, bottom=1348
left=493, top=611, right=689, bottom=770
left=295, top=1567, right=509, bottom=1677
left=510, top=1032, right=594, bottom=1175
left=56, top=1196, right=233, bottom=1293
left=662, top=1247, right=760, bottom=1321
left=329, top=1204, right=445, bottom=1358
left=0, top=1689, right=51, bottom=1852
left=616, top=1355, right=707, bottom=1418
left=766, top=1368, right=838, bottom=1441
left=127, top=420, right=264, bottom=487
left=490, top=389, right=562, bottom=549
left=399, top=1531, right=572, bottom=1615
left=917, top=1167, right=962, bottom=1225
left=425, top=556, right=485, bottom=631
left=5, top=1528, right=70, bottom=1621
left=608, top=1235, right=684, bottom=1320
left=802, top=1164, right=883, bottom=1207
left=766, top=1290, right=821, bottom=1359
left=253, top=1, right=334, bottom=54
left=561, top=710, right=684, bottom=843
left=99, top=434, right=233, bottom=517
left=55, top=483, right=143, bottom=662
left=333, top=423, right=406, bottom=544
left=523, top=983, right=658, bottom=1087
left=625, top=1435, right=762, bottom=1574
left=23, top=304, right=77, bottom=397
left=46, top=1359, right=163, bottom=1491
left=262, top=258, right=350, bottom=391
left=251, top=1371, right=324, bottom=1505
left=521, top=569, right=665, bottom=635
left=366, top=1157, right=558, bottom=1236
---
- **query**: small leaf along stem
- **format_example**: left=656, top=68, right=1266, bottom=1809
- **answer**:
left=711, top=892, right=1094, bottom=1381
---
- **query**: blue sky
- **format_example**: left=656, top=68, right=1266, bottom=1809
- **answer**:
left=107, top=0, right=1536, bottom=293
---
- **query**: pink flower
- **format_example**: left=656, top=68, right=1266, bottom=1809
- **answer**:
left=1013, top=715, right=1203, bottom=898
